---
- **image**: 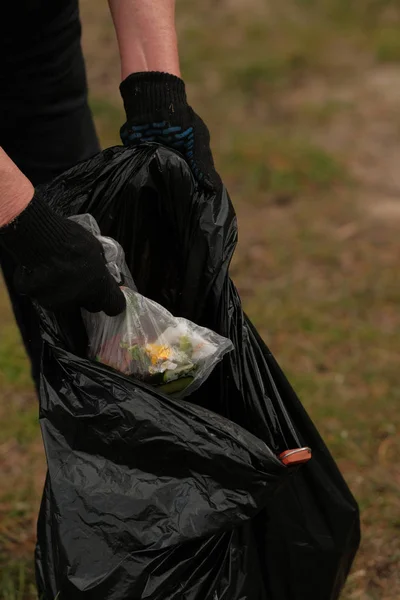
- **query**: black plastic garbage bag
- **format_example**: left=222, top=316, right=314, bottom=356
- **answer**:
left=35, top=145, right=360, bottom=599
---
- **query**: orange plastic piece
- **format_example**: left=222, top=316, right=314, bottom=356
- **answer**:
left=279, top=447, right=312, bottom=466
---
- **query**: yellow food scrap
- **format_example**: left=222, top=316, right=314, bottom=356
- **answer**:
left=145, top=344, right=172, bottom=365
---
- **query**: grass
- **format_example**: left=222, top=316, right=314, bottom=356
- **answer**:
left=1, top=0, right=400, bottom=598
left=0, top=562, right=37, bottom=600
left=0, top=326, right=32, bottom=391
left=374, top=27, right=400, bottom=63
left=222, top=132, right=347, bottom=197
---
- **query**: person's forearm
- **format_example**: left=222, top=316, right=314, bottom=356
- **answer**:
left=0, top=148, right=34, bottom=227
left=108, top=0, right=180, bottom=80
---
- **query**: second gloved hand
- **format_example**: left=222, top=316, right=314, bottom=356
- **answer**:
left=120, top=71, right=222, bottom=192
left=0, top=194, right=126, bottom=316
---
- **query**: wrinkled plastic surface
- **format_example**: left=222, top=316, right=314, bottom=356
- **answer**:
left=70, top=213, right=136, bottom=290
left=71, top=213, right=233, bottom=397
left=35, top=144, right=360, bottom=600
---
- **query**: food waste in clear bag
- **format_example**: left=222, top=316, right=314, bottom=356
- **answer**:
left=70, top=214, right=234, bottom=397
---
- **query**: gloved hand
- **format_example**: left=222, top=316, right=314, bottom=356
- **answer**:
left=0, top=194, right=126, bottom=315
left=120, top=71, right=222, bottom=192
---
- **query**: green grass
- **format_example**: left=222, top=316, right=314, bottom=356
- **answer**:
left=299, top=99, right=355, bottom=125
left=0, top=325, right=31, bottom=390
left=221, top=133, right=347, bottom=197
left=374, top=27, right=400, bottom=63
left=0, top=277, right=31, bottom=390
left=0, top=562, right=36, bottom=600
left=0, top=403, right=38, bottom=447
left=2, top=0, right=400, bottom=598
left=88, top=96, right=124, bottom=148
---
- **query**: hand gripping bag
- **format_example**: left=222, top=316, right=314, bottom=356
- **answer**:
left=34, top=144, right=360, bottom=600
left=70, top=213, right=234, bottom=398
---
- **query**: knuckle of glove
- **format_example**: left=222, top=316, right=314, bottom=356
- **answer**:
left=84, top=272, right=126, bottom=316
left=120, top=108, right=221, bottom=192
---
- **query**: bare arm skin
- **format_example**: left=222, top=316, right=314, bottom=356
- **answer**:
left=108, top=0, right=180, bottom=79
left=0, top=148, right=34, bottom=227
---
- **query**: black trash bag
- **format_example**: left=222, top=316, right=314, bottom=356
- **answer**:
left=35, top=145, right=360, bottom=600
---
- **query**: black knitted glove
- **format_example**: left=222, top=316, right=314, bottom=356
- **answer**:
left=120, top=71, right=222, bottom=191
left=0, top=195, right=126, bottom=316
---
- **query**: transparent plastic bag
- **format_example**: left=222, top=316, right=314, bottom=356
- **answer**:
left=71, top=214, right=234, bottom=397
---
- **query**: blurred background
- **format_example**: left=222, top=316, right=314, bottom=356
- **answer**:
left=1, top=0, right=400, bottom=598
